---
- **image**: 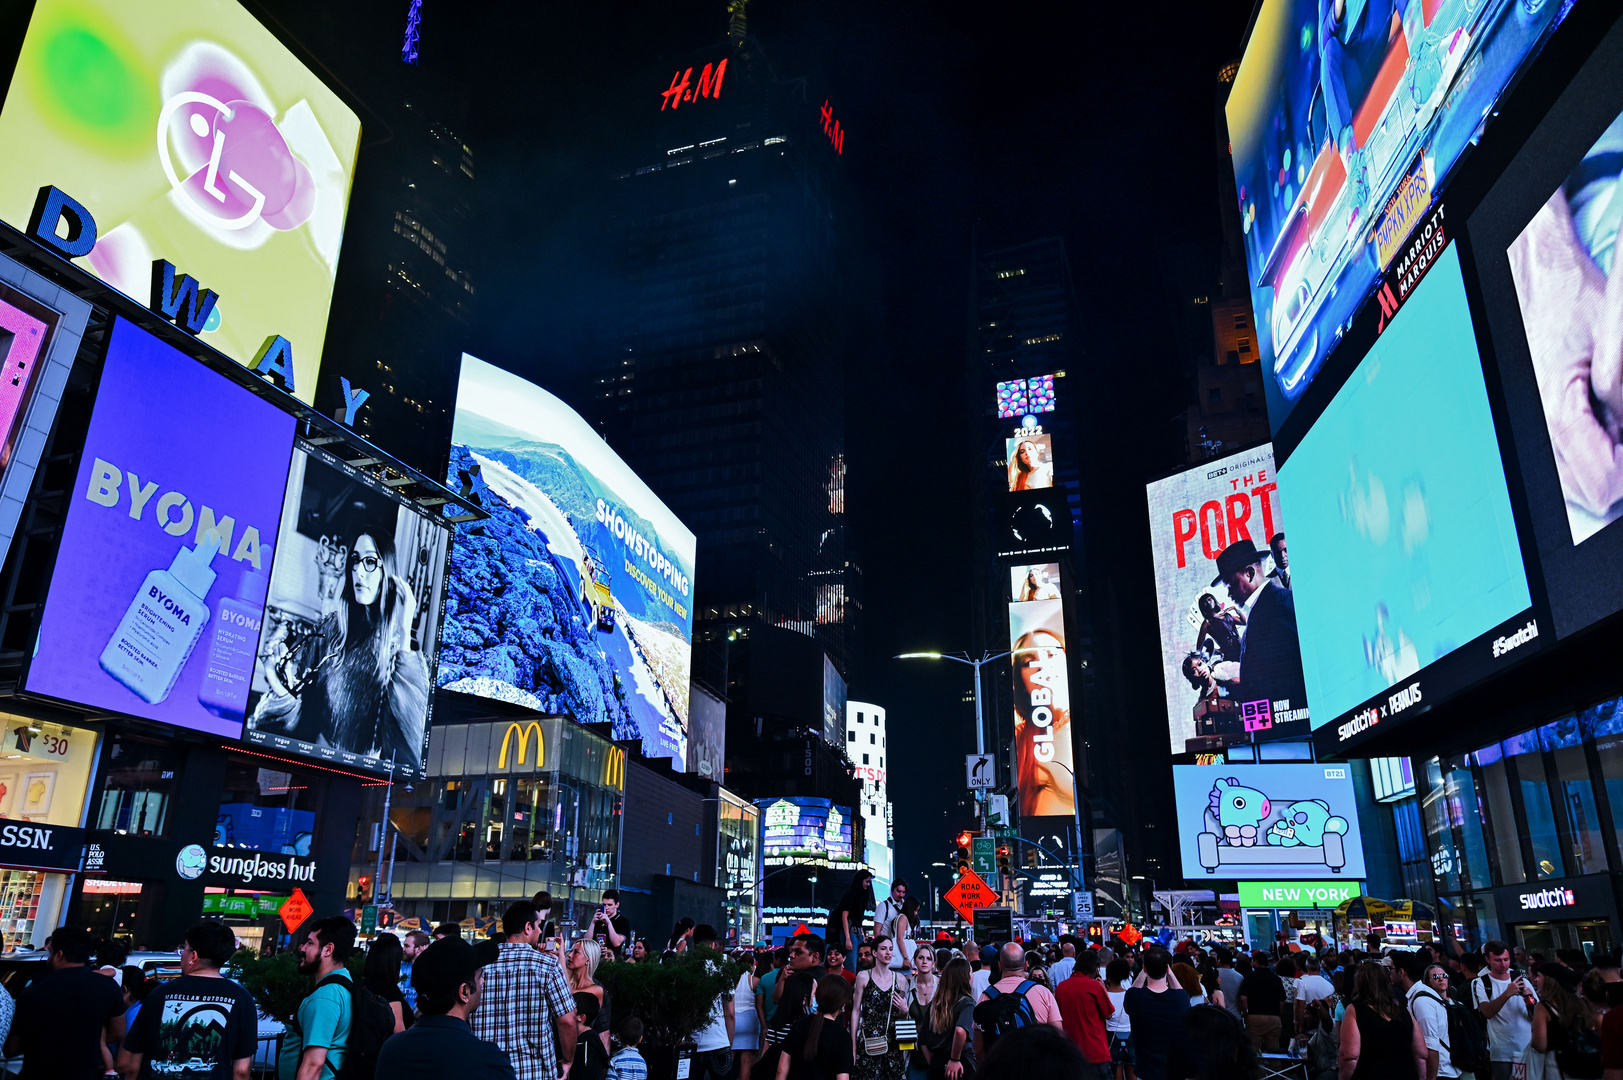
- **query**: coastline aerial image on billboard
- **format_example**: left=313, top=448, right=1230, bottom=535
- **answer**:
left=1228, top=0, right=1566, bottom=428
left=439, top=355, right=697, bottom=764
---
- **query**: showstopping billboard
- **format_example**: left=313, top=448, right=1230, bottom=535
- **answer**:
left=1227, top=0, right=1566, bottom=430
left=1146, top=445, right=1307, bottom=754
left=1009, top=595, right=1076, bottom=818
left=243, top=440, right=451, bottom=778
left=1172, top=763, right=1366, bottom=880
left=757, top=796, right=855, bottom=867
left=440, top=355, right=697, bottom=764
left=28, top=317, right=296, bottom=738
left=0, top=0, right=362, bottom=402
left=1285, top=245, right=1534, bottom=753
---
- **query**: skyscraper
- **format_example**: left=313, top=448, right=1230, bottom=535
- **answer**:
left=591, top=31, right=857, bottom=791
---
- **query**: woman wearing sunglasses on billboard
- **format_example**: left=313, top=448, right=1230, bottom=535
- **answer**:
left=252, top=529, right=429, bottom=766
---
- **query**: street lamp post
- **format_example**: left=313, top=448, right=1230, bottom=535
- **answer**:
left=894, top=651, right=1011, bottom=830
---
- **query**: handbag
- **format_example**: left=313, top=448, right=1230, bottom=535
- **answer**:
left=864, top=977, right=901, bottom=1056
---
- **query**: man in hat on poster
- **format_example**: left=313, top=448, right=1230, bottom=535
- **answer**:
left=1212, top=538, right=1308, bottom=720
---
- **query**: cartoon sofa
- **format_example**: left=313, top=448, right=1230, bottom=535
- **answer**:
left=1195, top=777, right=1349, bottom=874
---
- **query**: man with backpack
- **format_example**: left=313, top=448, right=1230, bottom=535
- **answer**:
left=1395, top=952, right=1459, bottom=1080
left=281, top=917, right=360, bottom=1080
left=1475, top=940, right=1537, bottom=1080
left=972, top=943, right=1063, bottom=1064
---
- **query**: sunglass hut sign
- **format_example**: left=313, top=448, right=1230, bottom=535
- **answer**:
left=206, top=849, right=318, bottom=886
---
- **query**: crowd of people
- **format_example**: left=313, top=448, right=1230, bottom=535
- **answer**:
left=12, top=876, right=1623, bottom=1080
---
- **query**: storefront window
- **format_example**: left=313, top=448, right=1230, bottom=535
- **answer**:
left=1542, top=718, right=1608, bottom=876
left=95, top=736, right=182, bottom=837
left=216, top=760, right=318, bottom=853
left=1505, top=730, right=1565, bottom=879
left=1422, top=760, right=1461, bottom=893
left=81, top=879, right=143, bottom=943
left=1588, top=697, right=1623, bottom=864
left=1474, top=745, right=1525, bottom=884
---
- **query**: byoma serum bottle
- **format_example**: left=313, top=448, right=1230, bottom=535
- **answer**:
left=99, top=535, right=219, bottom=704
left=198, top=556, right=270, bottom=721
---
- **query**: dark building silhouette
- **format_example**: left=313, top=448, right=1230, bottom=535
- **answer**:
left=589, top=32, right=858, bottom=799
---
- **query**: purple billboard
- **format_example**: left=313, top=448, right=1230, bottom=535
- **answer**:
left=27, top=317, right=296, bottom=737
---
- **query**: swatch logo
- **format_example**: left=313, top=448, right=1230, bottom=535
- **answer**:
left=1493, top=620, right=1539, bottom=659
left=1519, top=887, right=1576, bottom=911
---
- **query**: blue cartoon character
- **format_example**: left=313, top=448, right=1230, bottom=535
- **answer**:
left=1267, top=800, right=1349, bottom=847
left=1210, top=778, right=1271, bottom=847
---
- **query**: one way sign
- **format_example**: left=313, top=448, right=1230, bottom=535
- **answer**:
left=965, top=754, right=995, bottom=790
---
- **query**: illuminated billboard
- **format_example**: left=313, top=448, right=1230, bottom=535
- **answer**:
left=1010, top=563, right=1061, bottom=602
left=1006, top=431, right=1054, bottom=492
left=1172, top=763, right=1365, bottom=880
left=1145, top=445, right=1306, bottom=754
left=243, top=439, right=451, bottom=778
left=996, top=491, right=1071, bottom=561
left=1282, top=245, right=1533, bottom=754
left=1009, top=597, right=1075, bottom=818
left=1465, top=42, right=1623, bottom=643
left=757, top=796, right=854, bottom=867
left=27, top=317, right=295, bottom=738
left=1227, top=0, right=1565, bottom=429
left=996, top=375, right=1056, bottom=419
left=1508, top=108, right=1623, bottom=549
left=440, top=355, right=697, bottom=764
left=0, top=0, right=362, bottom=402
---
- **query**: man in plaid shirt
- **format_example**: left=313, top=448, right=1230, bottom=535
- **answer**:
left=471, top=901, right=578, bottom=1080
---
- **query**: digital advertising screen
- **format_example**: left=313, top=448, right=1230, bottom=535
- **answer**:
left=0, top=253, right=93, bottom=563
left=1463, top=19, right=1623, bottom=643
left=1009, top=562, right=1062, bottom=602
left=242, top=439, right=451, bottom=778
left=439, top=355, right=697, bottom=764
left=1172, top=763, right=1366, bottom=880
left=996, top=491, right=1072, bottom=561
left=995, top=375, right=1056, bottom=419
left=1227, top=0, right=1566, bottom=431
left=0, top=0, right=362, bottom=402
left=822, top=655, right=847, bottom=749
left=27, top=317, right=296, bottom=737
left=1009, top=597, right=1076, bottom=818
left=1145, top=445, right=1306, bottom=754
left=1006, top=431, right=1055, bottom=492
left=757, top=796, right=854, bottom=867
left=1282, top=244, right=1535, bottom=754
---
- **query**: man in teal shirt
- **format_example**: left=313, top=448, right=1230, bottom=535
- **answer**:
left=280, top=917, right=356, bottom=1080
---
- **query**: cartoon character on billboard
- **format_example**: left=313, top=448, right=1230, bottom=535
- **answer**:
left=1268, top=799, right=1349, bottom=847
left=1197, top=775, right=1350, bottom=873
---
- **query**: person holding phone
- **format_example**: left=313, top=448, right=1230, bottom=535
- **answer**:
left=592, top=891, right=630, bottom=951
left=1474, top=941, right=1536, bottom=1079
left=253, top=528, right=429, bottom=764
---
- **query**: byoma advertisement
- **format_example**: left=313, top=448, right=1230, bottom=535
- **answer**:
left=1227, top=0, right=1565, bottom=429
left=439, top=355, right=697, bottom=764
left=243, top=441, right=451, bottom=778
left=0, top=0, right=362, bottom=401
left=28, top=317, right=295, bottom=737
left=1146, top=445, right=1307, bottom=754
left=1172, top=763, right=1365, bottom=880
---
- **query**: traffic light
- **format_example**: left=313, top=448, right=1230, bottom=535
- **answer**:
left=996, top=844, right=1011, bottom=876
left=357, top=875, right=371, bottom=903
left=955, top=830, right=972, bottom=872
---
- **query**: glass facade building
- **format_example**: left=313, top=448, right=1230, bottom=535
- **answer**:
left=1409, top=694, right=1623, bottom=957
left=369, top=716, right=625, bottom=925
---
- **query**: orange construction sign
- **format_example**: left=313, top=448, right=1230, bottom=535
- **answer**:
left=944, top=869, right=998, bottom=921
left=279, top=888, right=314, bottom=934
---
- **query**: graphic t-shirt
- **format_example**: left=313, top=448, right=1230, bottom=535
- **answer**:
left=125, top=974, right=259, bottom=1079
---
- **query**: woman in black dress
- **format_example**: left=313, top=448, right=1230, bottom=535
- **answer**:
left=364, top=933, right=410, bottom=1032
left=1336, top=962, right=1424, bottom=1080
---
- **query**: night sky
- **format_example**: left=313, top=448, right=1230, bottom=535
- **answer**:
left=268, top=0, right=1257, bottom=890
